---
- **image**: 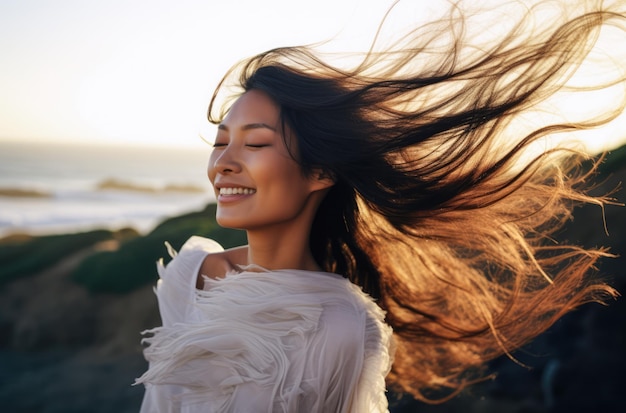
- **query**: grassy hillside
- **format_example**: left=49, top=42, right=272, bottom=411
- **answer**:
left=0, top=204, right=246, bottom=293
left=71, top=203, right=246, bottom=293
left=0, top=228, right=138, bottom=288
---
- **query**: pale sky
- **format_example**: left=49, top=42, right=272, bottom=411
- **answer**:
left=0, top=0, right=402, bottom=147
left=1, top=0, right=625, bottom=152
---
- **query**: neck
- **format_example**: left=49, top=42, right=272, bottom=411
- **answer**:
left=242, top=187, right=329, bottom=272
left=245, top=223, right=321, bottom=271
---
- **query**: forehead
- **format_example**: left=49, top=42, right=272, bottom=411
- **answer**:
left=222, top=90, right=280, bottom=126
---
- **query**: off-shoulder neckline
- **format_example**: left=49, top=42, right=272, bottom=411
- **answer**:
left=183, top=236, right=342, bottom=280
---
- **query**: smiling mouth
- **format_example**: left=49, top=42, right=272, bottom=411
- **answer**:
left=219, top=187, right=256, bottom=195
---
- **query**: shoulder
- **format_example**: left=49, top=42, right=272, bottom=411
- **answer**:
left=197, top=244, right=248, bottom=289
left=153, top=237, right=229, bottom=326
left=158, top=236, right=247, bottom=289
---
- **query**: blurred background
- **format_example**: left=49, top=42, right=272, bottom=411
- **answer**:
left=1, top=0, right=625, bottom=412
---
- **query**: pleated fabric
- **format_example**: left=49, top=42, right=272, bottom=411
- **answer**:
left=136, top=236, right=394, bottom=413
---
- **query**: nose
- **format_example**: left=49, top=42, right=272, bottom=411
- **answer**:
left=208, top=145, right=242, bottom=180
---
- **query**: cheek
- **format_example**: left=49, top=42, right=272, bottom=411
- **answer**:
left=207, top=154, right=218, bottom=182
left=268, top=167, right=314, bottom=202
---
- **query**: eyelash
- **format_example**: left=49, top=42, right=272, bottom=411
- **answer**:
left=211, top=143, right=269, bottom=148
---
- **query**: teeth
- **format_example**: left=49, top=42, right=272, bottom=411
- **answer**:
left=219, top=187, right=256, bottom=195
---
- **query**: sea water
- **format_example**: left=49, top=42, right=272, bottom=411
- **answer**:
left=0, top=141, right=216, bottom=237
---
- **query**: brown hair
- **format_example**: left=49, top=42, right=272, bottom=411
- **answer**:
left=208, top=0, right=626, bottom=402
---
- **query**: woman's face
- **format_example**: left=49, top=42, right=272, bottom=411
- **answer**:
left=208, top=89, right=330, bottom=231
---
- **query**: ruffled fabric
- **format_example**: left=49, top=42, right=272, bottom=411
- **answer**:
left=136, top=236, right=393, bottom=413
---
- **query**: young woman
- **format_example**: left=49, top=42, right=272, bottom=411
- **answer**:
left=136, top=0, right=626, bottom=411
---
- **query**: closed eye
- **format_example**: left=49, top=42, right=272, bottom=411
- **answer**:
left=246, top=144, right=270, bottom=148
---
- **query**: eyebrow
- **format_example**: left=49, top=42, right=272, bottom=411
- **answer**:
left=217, top=122, right=277, bottom=132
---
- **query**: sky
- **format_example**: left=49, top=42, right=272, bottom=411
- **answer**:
left=0, top=0, right=405, bottom=148
left=1, top=0, right=625, bottom=152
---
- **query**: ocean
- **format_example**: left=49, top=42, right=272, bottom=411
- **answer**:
left=0, top=141, right=216, bottom=237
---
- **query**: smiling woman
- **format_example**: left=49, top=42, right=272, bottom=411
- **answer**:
left=135, top=1, right=626, bottom=411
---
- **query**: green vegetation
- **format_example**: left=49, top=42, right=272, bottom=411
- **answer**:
left=71, top=204, right=246, bottom=293
left=0, top=228, right=137, bottom=287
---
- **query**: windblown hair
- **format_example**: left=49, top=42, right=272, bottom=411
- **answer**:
left=208, top=0, right=626, bottom=402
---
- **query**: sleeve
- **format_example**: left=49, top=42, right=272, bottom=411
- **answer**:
left=307, top=293, right=394, bottom=413
left=153, top=236, right=224, bottom=327
left=137, top=237, right=225, bottom=413
left=315, top=302, right=365, bottom=411
left=350, top=301, right=394, bottom=413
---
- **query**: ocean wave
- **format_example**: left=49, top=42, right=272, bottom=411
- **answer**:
left=0, top=193, right=213, bottom=237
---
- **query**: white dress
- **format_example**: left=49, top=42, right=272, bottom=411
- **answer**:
left=136, top=236, right=394, bottom=413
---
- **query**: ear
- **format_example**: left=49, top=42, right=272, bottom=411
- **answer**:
left=308, top=169, right=335, bottom=192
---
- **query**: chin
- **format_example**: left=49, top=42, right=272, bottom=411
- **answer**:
left=215, top=218, right=241, bottom=229
left=215, top=214, right=247, bottom=230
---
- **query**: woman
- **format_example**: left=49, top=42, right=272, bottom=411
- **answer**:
left=136, top=0, right=626, bottom=411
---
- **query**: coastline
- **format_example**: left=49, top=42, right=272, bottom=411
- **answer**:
left=0, top=140, right=215, bottom=238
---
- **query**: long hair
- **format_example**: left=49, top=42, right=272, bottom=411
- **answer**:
left=207, top=0, right=626, bottom=402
